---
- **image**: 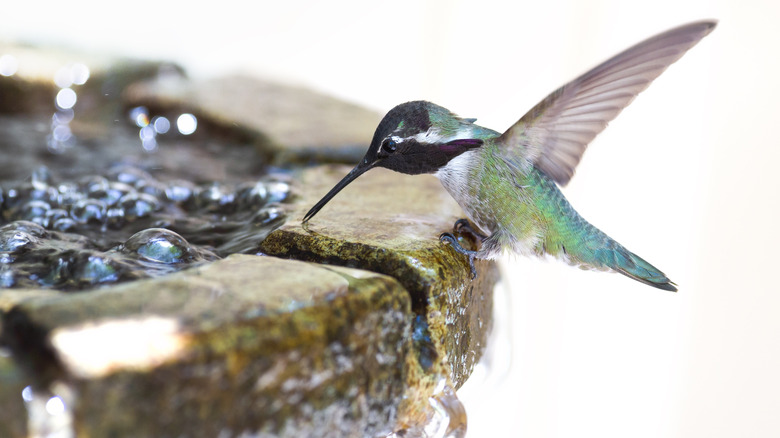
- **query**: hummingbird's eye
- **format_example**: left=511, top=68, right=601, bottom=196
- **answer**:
left=381, top=138, right=397, bottom=153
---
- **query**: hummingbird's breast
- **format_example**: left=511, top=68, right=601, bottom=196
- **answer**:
left=435, top=141, right=548, bottom=257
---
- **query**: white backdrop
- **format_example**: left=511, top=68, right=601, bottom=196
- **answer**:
left=2, top=1, right=778, bottom=436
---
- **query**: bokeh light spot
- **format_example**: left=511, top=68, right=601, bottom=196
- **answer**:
left=130, top=106, right=150, bottom=127
left=152, top=116, right=170, bottom=134
left=45, top=395, right=66, bottom=415
left=55, top=88, right=77, bottom=110
left=176, top=113, right=197, bottom=135
left=0, top=54, right=18, bottom=77
left=71, top=63, right=90, bottom=85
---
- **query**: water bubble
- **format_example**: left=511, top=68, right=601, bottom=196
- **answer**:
left=0, top=54, right=18, bottom=77
left=55, top=88, right=77, bottom=110
left=105, top=207, right=125, bottom=229
left=95, top=182, right=134, bottom=207
left=57, top=184, right=84, bottom=208
left=82, top=177, right=111, bottom=203
left=119, top=193, right=160, bottom=221
left=52, top=217, right=78, bottom=232
left=176, top=113, right=197, bottom=135
left=70, top=198, right=106, bottom=225
left=265, top=181, right=291, bottom=203
left=252, top=206, right=283, bottom=226
left=237, top=181, right=268, bottom=209
left=75, top=254, right=119, bottom=284
left=108, top=165, right=154, bottom=186
left=135, top=179, right=166, bottom=198
left=44, top=209, right=70, bottom=229
left=123, top=228, right=191, bottom=264
left=197, top=183, right=235, bottom=212
left=19, top=200, right=51, bottom=223
left=30, top=167, right=51, bottom=190
left=165, top=180, right=197, bottom=203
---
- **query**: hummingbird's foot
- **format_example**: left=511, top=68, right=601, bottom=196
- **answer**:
left=453, top=219, right=487, bottom=243
left=439, top=232, right=479, bottom=279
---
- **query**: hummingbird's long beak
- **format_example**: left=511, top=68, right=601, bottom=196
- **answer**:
left=302, top=160, right=374, bottom=223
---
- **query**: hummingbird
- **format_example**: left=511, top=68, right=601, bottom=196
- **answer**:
left=302, top=21, right=716, bottom=291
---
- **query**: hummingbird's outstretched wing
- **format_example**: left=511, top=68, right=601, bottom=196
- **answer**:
left=499, top=20, right=716, bottom=186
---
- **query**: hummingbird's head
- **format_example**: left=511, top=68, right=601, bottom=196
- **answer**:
left=303, top=101, right=483, bottom=222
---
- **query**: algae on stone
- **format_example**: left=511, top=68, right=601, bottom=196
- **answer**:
left=260, top=165, right=500, bottom=388
left=1, top=256, right=413, bottom=437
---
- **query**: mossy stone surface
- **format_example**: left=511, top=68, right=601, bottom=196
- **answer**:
left=2, top=256, right=413, bottom=437
left=260, top=165, right=499, bottom=387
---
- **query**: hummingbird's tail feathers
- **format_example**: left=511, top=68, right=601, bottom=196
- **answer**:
left=557, top=215, right=677, bottom=291
left=608, top=248, right=678, bottom=292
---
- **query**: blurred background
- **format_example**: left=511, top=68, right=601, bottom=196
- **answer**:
left=1, top=0, right=778, bottom=437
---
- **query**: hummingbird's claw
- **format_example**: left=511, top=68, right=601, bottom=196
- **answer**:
left=439, top=232, right=478, bottom=280
left=453, top=219, right=487, bottom=243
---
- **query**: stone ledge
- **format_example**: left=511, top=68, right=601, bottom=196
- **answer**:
left=260, top=165, right=499, bottom=388
left=1, top=255, right=413, bottom=437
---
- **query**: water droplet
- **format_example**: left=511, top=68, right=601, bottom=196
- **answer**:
left=165, top=180, right=197, bottom=203
left=75, top=254, right=119, bottom=284
left=44, top=209, right=70, bottom=229
left=423, top=382, right=467, bottom=438
left=237, top=181, right=268, bottom=209
left=119, top=193, right=160, bottom=221
left=265, top=180, right=291, bottom=203
left=108, top=165, right=154, bottom=186
left=52, top=217, right=78, bottom=232
left=70, top=198, right=107, bottom=225
left=198, top=183, right=235, bottom=212
left=31, top=166, right=52, bottom=190
left=123, top=228, right=191, bottom=264
left=19, top=200, right=51, bottom=223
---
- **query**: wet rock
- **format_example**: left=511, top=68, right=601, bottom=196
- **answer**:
left=124, top=74, right=383, bottom=165
left=260, top=165, right=500, bottom=389
left=0, top=44, right=501, bottom=437
left=0, top=354, right=27, bottom=437
left=1, top=256, right=413, bottom=438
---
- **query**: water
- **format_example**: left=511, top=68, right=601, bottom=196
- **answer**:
left=0, top=165, right=289, bottom=291
left=387, top=378, right=468, bottom=438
